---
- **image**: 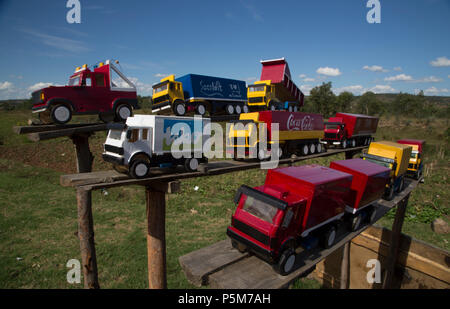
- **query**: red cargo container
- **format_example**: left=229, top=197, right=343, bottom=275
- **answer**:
left=322, top=112, right=378, bottom=148
left=396, top=139, right=425, bottom=153
left=227, top=165, right=352, bottom=274
left=330, top=159, right=390, bottom=214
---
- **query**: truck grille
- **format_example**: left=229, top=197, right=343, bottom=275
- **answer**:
left=104, top=144, right=124, bottom=155
left=152, top=94, right=170, bottom=105
left=248, top=97, right=264, bottom=103
left=324, top=133, right=337, bottom=139
left=233, top=218, right=270, bottom=246
left=31, top=90, right=42, bottom=104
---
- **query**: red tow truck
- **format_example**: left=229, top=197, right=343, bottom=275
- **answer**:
left=321, top=113, right=378, bottom=148
left=31, top=60, right=138, bottom=124
left=227, top=159, right=391, bottom=275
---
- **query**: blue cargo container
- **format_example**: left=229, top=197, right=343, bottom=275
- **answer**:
left=176, top=74, right=248, bottom=115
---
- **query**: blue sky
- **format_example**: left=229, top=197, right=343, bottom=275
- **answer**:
left=0, top=0, right=449, bottom=99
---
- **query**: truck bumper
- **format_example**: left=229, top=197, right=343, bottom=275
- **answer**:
left=227, top=227, right=276, bottom=263
left=102, top=153, right=124, bottom=166
left=31, top=102, right=49, bottom=113
left=151, top=101, right=171, bottom=113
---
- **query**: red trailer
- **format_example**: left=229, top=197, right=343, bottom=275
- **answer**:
left=322, top=112, right=378, bottom=148
left=227, top=165, right=352, bottom=275
left=329, top=159, right=391, bottom=230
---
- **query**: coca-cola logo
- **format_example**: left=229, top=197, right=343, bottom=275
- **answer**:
left=287, top=114, right=314, bottom=131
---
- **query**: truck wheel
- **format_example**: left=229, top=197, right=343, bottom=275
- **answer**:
left=129, top=159, right=150, bottom=179
left=368, top=206, right=378, bottom=223
left=288, top=106, right=293, bottom=112
left=309, top=143, right=316, bottom=154
left=269, top=104, right=276, bottom=111
left=276, top=248, right=296, bottom=275
left=235, top=105, right=242, bottom=115
left=397, top=177, right=405, bottom=193
left=115, top=104, right=132, bottom=122
left=293, top=106, right=298, bottom=112
left=242, top=105, right=249, bottom=113
left=322, top=226, right=337, bottom=249
left=316, top=143, right=322, bottom=153
left=415, top=169, right=422, bottom=180
left=225, top=104, right=234, bottom=115
left=184, top=158, right=199, bottom=172
left=351, top=139, right=356, bottom=148
left=301, top=144, right=309, bottom=156
left=195, top=104, right=207, bottom=116
left=342, top=139, right=348, bottom=149
left=350, top=213, right=364, bottom=232
left=384, top=184, right=395, bottom=201
left=174, top=102, right=186, bottom=116
left=51, top=104, right=72, bottom=124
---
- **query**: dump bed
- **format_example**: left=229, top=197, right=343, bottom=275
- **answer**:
left=397, top=139, right=425, bottom=153
left=368, top=141, right=412, bottom=177
left=264, top=165, right=352, bottom=234
left=175, top=74, right=247, bottom=102
left=334, top=113, right=379, bottom=138
left=259, top=58, right=304, bottom=106
left=243, top=111, right=324, bottom=141
left=329, top=159, right=390, bottom=213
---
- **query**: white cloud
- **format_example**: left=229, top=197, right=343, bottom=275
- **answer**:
left=303, top=77, right=315, bottom=82
left=20, top=29, right=90, bottom=53
left=0, top=81, right=14, bottom=91
left=430, top=56, right=450, bottom=67
left=369, top=85, right=396, bottom=93
left=448, top=75, right=450, bottom=79
left=154, top=73, right=170, bottom=78
left=27, top=82, right=54, bottom=93
left=424, top=87, right=449, bottom=95
left=300, top=85, right=313, bottom=95
left=393, top=67, right=402, bottom=71
left=299, top=74, right=306, bottom=78
left=384, top=74, right=413, bottom=82
left=363, top=65, right=388, bottom=72
left=334, top=85, right=365, bottom=95
left=416, top=76, right=443, bottom=83
left=127, top=77, right=153, bottom=95
left=316, top=67, right=342, bottom=77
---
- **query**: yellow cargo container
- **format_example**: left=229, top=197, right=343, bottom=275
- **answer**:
left=367, top=141, right=412, bottom=177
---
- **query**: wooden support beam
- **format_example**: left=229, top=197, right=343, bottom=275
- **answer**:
left=71, top=134, right=94, bottom=173
left=340, top=242, right=350, bottom=289
left=145, top=181, right=180, bottom=289
left=382, top=194, right=410, bottom=288
left=76, top=188, right=99, bottom=289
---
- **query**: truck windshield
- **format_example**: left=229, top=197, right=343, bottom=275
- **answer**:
left=108, top=130, right=123, bottom=140
left=325, top=124, right=339, bottom=130
left=153, top=84, right=168, bottom=94
left=364, top=157, right=392, bottom=169
left=68, top=76, right=80, bottom=86
left=410, top=151, right=418, bottom=159
left=242, top=195, right=278, bottom=223
left=248, top=85, right=265, bottom=92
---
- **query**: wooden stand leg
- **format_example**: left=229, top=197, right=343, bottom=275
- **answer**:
left=77, top=188, right=100, bottom=289
left=71, top=133, right=94, bottom=173
left=146, top=186, right=167, bottom=289
left=382, top=194, right=410, bottom=288
left=340, top=242, right=350, bottom=289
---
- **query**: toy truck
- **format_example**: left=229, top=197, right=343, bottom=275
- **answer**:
left=31, top=60, right=138, bottom=124
left=397, top=139, right=425, bottom=180
left=329, top=159, right=391, bottom=231
left=102, top=114, right=210, bottom=178
left=227, top=165, right=352, bottom=275
left=321, top=113, right=378, bottom=148
left=362, top=141, right=412, bottom=200
left=151, top=74, right=248, bottom=116
left=247, top=58, right=304, bottom=112
left=227, top=111, right=324, bottom=160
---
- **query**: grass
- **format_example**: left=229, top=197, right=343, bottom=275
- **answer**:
left=0, top=110, right=448, bottom=288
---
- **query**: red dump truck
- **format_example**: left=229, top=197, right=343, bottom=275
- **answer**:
left=321, top=113, right=378, bottom=148
left=227, top=159, right=391, bottom=275
left=329, top=159, right=391, bottom=231
left=227, top=165, right=352, bottom=275
left=247, top=58, right=304, bottom=112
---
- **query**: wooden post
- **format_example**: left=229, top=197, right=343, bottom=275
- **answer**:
left=76, top=188, right=100, bottom=289
left=71, top=133, right=94, bottom=173
left=340, top=242, right=350, bottom=289
left=145, top=181, right=180, bottom=289
left=382, top=194, right=410, bottom=288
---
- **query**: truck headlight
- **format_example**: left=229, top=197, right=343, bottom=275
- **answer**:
left=40, top=93, right=45, bottom=101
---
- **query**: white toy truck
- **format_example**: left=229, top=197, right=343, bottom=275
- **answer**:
left=102, top=114, right=210, bottom=178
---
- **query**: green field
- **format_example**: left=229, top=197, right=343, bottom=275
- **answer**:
left=0, top=109, right=448, bottom=288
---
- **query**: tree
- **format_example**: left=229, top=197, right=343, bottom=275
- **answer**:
left=336, top=91, right=354, bottom=113
left=357, top=91, right=382, bottom=115
left=308, top=82, right=337, bottom=117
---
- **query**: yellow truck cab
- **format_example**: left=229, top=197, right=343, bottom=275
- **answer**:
left=362, top=141, right=412, bottom=200
left=397, top=139, right=425, bottom=180
left=247, top=80, right=283, bottom=111
left=151, top=75, right=184, bottom=114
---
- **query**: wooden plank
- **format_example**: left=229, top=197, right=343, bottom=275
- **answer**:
left=60, top=146, right=368, bottom=190
left=27, top=124, right=108, bottom=142
left=178, top=239, right=250, bottom=287
left=13, top=123, right=103, bottom=134
left=60, top=170, right=129, bottom=187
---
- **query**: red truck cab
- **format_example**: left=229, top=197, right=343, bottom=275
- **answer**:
left=31, top=60, right=138, bottom=124
left=227, top=165, right=352, bottom=275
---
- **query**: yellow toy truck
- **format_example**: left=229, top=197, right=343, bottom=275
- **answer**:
left=362, top=141, right=412, bottom=200
left=397, top=139, right=425, bottom=180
